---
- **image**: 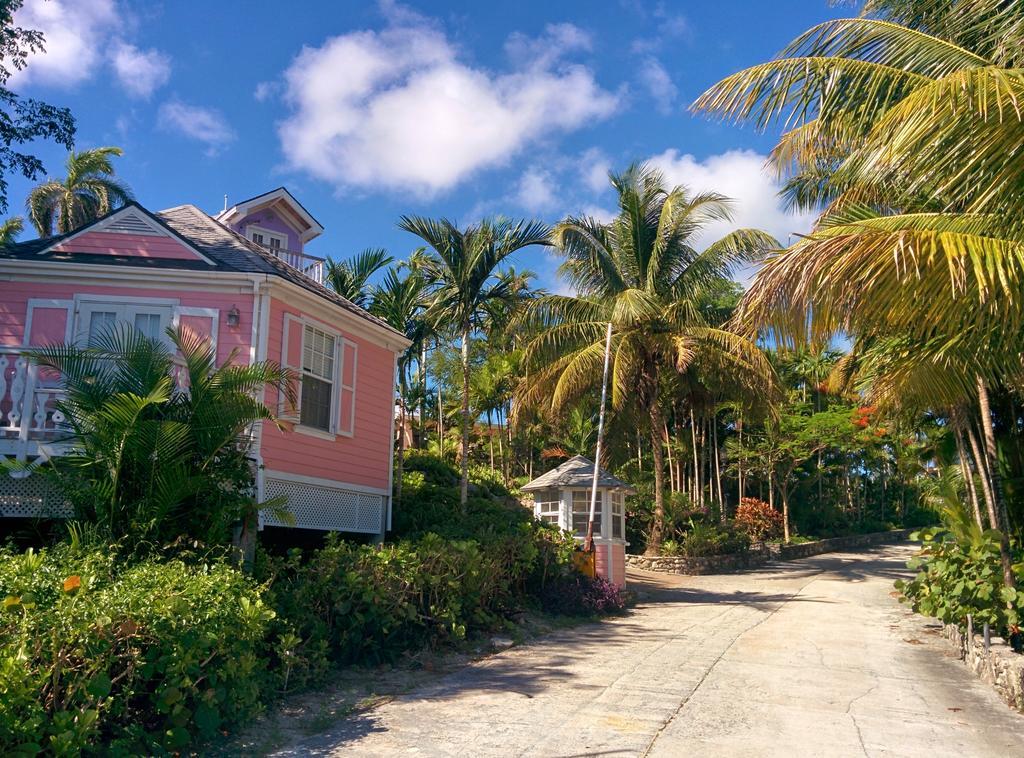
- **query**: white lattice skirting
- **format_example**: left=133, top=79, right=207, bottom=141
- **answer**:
left=262, top=477, right=386, bottom=534
left=0, top=475, right=73, bottom=518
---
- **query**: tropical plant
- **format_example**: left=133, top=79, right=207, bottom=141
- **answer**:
left=324, top=247, right=394, bottom=307
left=27, top=324, right=293, bottom=548
left=370, top=265, right=430, bottom=500
left=692, top=0, right=1024, bottom=583
left=26, top=146, right=132, bottom=236
left=0, top=214, right=21, bottom=244
left=398, top=215, right=552, bottom=506
left=518, top=163, right=777, bottom=553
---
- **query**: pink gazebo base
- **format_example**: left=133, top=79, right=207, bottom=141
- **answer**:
left=595, top=541, right=627, bottom=587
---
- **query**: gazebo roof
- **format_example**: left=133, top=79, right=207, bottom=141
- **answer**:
left=521, top=455, right=636, bottom=494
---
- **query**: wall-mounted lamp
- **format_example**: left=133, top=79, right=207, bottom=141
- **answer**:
left=226, top=305, right=241, bottom=328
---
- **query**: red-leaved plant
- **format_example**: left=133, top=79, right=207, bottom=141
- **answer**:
left=734, top=498, right=785, bottom=541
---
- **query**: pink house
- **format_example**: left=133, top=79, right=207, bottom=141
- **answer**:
left=0, top=188, right=409, bottom=539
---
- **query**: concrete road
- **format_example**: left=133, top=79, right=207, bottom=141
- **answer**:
left=272, top=545, right=1024, bottom=757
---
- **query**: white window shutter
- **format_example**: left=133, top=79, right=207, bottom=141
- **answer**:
left=280, top=314, right=303, bottom=422
left=337, top=338, right=357, bottom=436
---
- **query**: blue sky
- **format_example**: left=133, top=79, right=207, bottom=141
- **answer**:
left=8, top=0, right=848, bottom=290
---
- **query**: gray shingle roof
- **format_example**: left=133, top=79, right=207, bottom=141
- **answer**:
left=521, top=455, right=636, bottom=493
left=0, top=201, right=404, bottom=340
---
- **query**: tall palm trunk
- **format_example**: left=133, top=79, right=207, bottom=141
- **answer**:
left=976, top=376, right=1014, bottom=589
left=459, top=327, right=471, bottom=508
left=955, top=426, right=984, bottom=529
left=646, top=401, right=668, bottom=556
left=487, top=410, right=495, bottom=471
left=419, top=342, right=427, bottom=448
left=395, top=378, right=406, bottom=504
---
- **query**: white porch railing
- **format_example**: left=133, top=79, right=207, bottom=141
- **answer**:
left=259, top=245, right=326, bottom=285
left=0, top=347, right=71, bottom=467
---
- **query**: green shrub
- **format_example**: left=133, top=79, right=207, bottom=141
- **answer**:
left=895, top=526, right=1023, bottom=641
left=680, top=521, right=750, bottom=557
left=0, top=544, right=275, bottom=754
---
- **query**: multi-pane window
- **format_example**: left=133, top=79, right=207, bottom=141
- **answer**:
left=611, top=491, right=624, bottom=539
left=250, top=229, right=286, bottom=250
left=79, top=301, right=172, bottom=347
left=571, top=490, right=601, bottom=537
left=300, top=324, right=336, bottom=431
left=533, top=489, right=561, bottom=526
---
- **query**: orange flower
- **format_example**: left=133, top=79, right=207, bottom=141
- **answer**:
left=63, top=575, right=82, bottom=593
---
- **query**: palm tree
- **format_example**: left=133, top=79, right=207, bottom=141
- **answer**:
left=0, top=216, right=23, bottom=245
left=518, top=163, right=778, bottom=554
left=370, top=266, right=429, bottom=501
left=27, top=146, right=133, bottom=236
left=693, top=3, right=1024, bottom=581
left=28, top=324, right=293, bottom=553
left=398, top=215, right=552, bottom=506
left=325, top=248, right=394, bottom=307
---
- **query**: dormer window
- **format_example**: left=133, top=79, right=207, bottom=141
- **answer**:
left=248, top=226, right=287, bottom=251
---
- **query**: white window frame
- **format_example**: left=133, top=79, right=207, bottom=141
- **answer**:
left=247, top=224, right=288, bottom=251
left=73, top=294, right=178, bottom=347
left=571, top=489, right=603, bottom=538
left=297, top=323, right=338, bottom=437
left=610, top=490, right=625, bottom=540
left=533, top=489, right=561, bottom=527
left=282, top=315, right=358, bottom=442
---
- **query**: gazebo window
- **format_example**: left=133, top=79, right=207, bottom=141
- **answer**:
left=534, top=489, right=560, bottom=525
left=571, top=490, right=601, bottom=536
left=611, top=491, right=624, bottom=539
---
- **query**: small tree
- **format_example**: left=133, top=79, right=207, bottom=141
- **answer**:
left=29, top=325, right=293, bottom=554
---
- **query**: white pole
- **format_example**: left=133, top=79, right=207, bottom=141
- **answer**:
left=585, top=322, right=613, bottom=552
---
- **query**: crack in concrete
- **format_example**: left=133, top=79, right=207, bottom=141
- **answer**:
left=639, top=570, right=827, bottom=757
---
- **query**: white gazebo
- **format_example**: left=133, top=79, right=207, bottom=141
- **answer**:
left=522, top=455, right=635, bottom=587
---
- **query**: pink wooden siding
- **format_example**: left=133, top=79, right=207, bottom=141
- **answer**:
left=1, top=281, right=251, bottom=363
left=229, top=211, right=303, bottom=252
left=260, top=296, right=394, bottom=491
left=595, top=543, right=626, bottom=587
left=50, top=231, right=205, bottom=261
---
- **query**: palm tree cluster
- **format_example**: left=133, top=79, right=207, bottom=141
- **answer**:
left=692, top=0, right=1024, bottom=581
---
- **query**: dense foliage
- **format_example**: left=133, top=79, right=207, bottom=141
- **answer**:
left=27, top=326, right=291, bottom=550
left=0, top=543, right=275, bottom=754
left=0, top=454, right=619, bottom=754
left=895, top=526, right=1023, bottom=646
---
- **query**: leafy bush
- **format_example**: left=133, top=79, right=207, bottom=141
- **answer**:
left=536, top=574, right=626, bottom=616
left=680, top=521, right=750, bottom=557
left=0, top=544, right=275, bottom=754
left=734, top=498, right=784, bottom=541
left=26, top=325, right=291, bottom=548
left=895, top=526, right=1023, bottom=642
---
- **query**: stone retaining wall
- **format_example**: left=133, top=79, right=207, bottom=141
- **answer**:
left=626, top=529, right=915, bottom=575
left=943, top=620, right=1024, bottom=712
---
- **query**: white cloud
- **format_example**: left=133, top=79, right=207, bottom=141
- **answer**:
left=11, top=0, right=174, bottom=98
left=515, top=168, right=558, bottom=213
left=505, top=22, right=592, bottom=70
left=579, top=204, right=617, bottom=224
left=11, top=0, right=117, bottom=87
left=638, top=58, right=677, bottom=114
left=580, top=148, right=611, bottom=194
left=158, top=100, right=235, bottom=154
left=647, top=149, right=816, bottom=282
left=276, top=10, right=619, bottom=196
left=254, top=81, right=280, bottom=102
left=110, top=42, right=170, bottom=98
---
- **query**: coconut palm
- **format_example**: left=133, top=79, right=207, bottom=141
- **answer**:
left=325, top=248, right=394, bottom=307
left=0, top=216, right=22, bottom=245
left=692, top=2, right=1024, bottom=577
left=398, top=215, right=552, bottom=506
left=27, top=146, right=133, bottom=236
left=370, top=266, right=430, bottom=500
left=518, top=163, right=779, bottom=554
